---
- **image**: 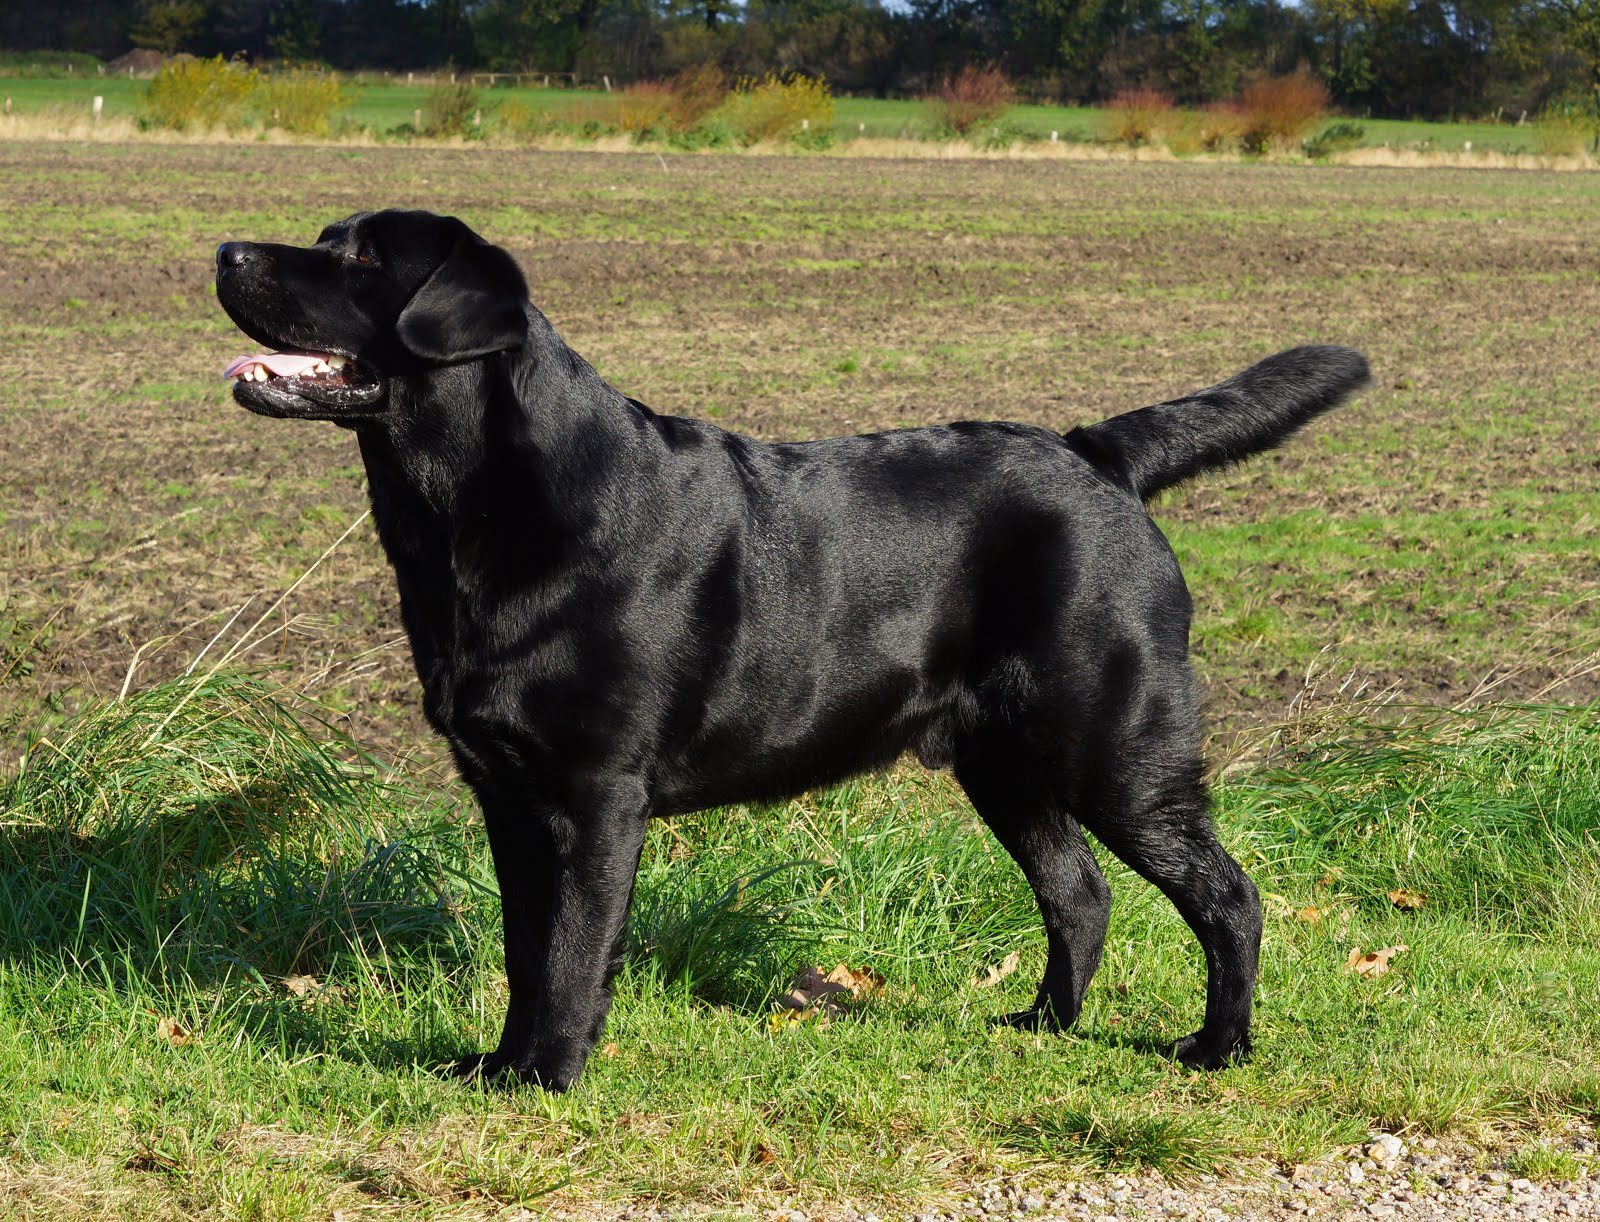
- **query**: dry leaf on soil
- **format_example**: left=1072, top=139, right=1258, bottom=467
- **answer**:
left=1387, top=889, right=1426, bottom=910
left=154, top=1016, right=192, bottom=1046
left=971, top=950, right=1022, bottom=989
left=1345, top=945, right=1408, bottom=979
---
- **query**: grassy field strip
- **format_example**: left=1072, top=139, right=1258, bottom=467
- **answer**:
left=0, top=76, right=1555, bottom=153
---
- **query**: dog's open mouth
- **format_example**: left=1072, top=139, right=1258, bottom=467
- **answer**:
left=224, top=348, right=386, bottom=417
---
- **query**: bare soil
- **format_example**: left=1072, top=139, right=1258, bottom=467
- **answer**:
left=2, top=143, right=1597, bottom=766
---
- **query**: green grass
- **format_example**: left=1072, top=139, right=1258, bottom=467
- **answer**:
left=2, top=673, right=1597, bottom=1213
left=0, top=75, right=1550, bottom=152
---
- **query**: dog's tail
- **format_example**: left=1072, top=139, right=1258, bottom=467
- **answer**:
left=1064, top=345, right=1370, bottom=502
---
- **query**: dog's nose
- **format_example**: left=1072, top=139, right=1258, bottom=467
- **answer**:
left=217, top=242, right=251, bottom=271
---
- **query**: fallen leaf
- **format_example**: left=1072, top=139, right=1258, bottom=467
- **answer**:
left=1318, top=868, right=1344, bottom=888
left=1387, top=889, right=1426, bottom=910
left=601, top=1042, right=619, bottom=1058
left=155, top=1016, right=192, bottom=1046
left=824, top=962, right=885, bottom=998
left=776, top=963, right=883, bottom=1017
left=1345, top=945, right=1408, bottom=979
left=1296, top=905, right=1329, bottom=924
left=282, top=974, right=319, bottom=997
left=754, top=1143, right=777, bottom=1164
left=971, top=950, right=1022, bottom=989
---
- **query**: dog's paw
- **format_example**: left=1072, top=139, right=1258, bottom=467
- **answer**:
left=448, top=1051, right=510, bottom=1084
left=448, top=1049, right=583, bottom=1092
left=995, top=1005, right=1065, bottom=1033
left=1169, top=1031, right=1251, bottom=1070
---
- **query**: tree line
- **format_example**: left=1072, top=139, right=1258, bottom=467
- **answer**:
left=8, top=0, right=1600, bottom=120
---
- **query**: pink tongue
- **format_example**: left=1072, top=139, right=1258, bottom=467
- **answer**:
left=223, top=351, right=331, bottom=380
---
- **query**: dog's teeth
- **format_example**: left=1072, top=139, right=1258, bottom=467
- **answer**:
left=253, top=366, right=268, bottom=381
left=327, top=355, right=348, bottom=370
left=314, top=361, right=330, bottom=374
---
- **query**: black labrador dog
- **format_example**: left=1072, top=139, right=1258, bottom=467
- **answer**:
left=216, top=209, right=1369, bottom=1090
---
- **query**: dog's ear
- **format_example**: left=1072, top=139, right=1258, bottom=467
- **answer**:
left=396, top=229, right=529, bottom=363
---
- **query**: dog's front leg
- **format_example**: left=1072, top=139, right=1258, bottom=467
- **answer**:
left=455, top=781, right=648, bottom=1091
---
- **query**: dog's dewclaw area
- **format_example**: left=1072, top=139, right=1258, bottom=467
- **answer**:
left=1, top=144, right=1598, bottom=1218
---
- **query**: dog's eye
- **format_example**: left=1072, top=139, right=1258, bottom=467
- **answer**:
left=353, top=249, right=377, bottom=266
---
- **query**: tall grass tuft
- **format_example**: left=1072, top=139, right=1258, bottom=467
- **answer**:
left=1228, top=704, right=1600, bottom=933
left=140, top=55, right=257, bottom=132
left=1005, top=1106, right=1234, bottom=1177
left=628, top=856, right=819, bottom=1006
left=0, top=671, right=481, bottom=983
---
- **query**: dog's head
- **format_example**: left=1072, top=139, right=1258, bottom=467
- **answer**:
left=216, top=209, right=529, bottom=422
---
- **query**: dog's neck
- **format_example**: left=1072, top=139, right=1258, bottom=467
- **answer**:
left=361, top=308, right=655, bottom=517
left=355, top=306, right=661, bottom=592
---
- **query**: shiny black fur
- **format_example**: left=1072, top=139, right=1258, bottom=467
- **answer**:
left=216, top=209, right=1370, bottom=1090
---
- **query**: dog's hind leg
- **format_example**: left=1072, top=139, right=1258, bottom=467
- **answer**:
left=1074, top=748, right=1261, bottom=1071
left=955, top=742, right=1112, bottom=1032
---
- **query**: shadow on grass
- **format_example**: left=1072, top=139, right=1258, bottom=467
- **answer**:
left=0, top=671, right=492, bottom=1073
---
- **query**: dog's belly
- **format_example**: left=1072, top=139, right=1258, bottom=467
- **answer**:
left=649, top=653, right=972, bottom=812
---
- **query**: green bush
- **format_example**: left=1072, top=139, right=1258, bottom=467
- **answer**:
left=422, top=78, right=483, bottom=138
left=1304, top=121, right=1366, bottom=160
left=714, top=72, right=834, bottom=145
left=258, top=67, right=347, bottom=136
left=141, top=55, right=257, bottom=131
left=1534, top=101, right=1597, bottom=156
left=667, top=114, right=738, bottom=150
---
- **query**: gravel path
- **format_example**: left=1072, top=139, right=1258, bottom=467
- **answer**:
left=751, top=1125, right=1600, bottom=1222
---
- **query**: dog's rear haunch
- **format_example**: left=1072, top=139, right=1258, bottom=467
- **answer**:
left=216, top=209, right=1369, bottom=1090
